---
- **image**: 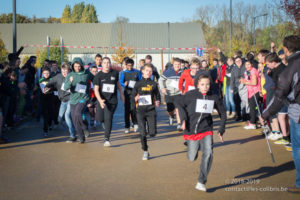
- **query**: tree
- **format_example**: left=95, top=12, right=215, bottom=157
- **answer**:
left=111, top=19, right=135, bottom=64
left=61, top=5, right=72, bottom=24
left=72, top=2, right=85, bottom=23
left=114, top=16, right=129, bottom=23
left=38, top=39, right=69, bottom=66
left=0, top=34, right=8, bottom=63
left=80, top=4, right=98, bottom=23
left=281, top=0, right=300, bottom=25
left=47, top=16, right=61, bottom=23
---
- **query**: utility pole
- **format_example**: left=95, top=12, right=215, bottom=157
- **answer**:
left=168, top=22, right=170, bottom=62
left=253, top=13, right=268, bottom=46
left=230, top=0, right=232, bottom=53
left=13, top=0, right=16, bottom=53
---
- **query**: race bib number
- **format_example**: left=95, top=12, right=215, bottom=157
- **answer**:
left=170, top=80, right=179, bottom=88
left=138, top=95, right=152, bottom=106
left=54, top=91, right=58, bottom=96
left=188, top=86, right=195, bottom=91
left=90, top=82, right=94, bottom=89
left=102, top=83, right=115, bottom=93
left=128, top=80, right=136, bottom=89
left=75, top=83, right=87, bottom=94
left=61, top=83, right=70, bottom=92
left=40, top=83, right=46, bottom=91
left=195, top=99, right=214, bottom=113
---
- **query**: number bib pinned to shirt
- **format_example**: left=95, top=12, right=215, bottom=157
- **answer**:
left=40, top=83, right=46, bottom=91
left=195, top=99, right=214, bottom=113
left=128, top=80, right=136, bottom=89
left=61, top=83, right=70, bottom=92
left=102, top=83, right=115, bottom=93
left=75, top=83, right=87, bottom=94
left=138, top=95, right=152, bottom=106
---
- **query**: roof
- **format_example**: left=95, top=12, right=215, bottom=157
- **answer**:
left=0, top=23, right=206, bottom=54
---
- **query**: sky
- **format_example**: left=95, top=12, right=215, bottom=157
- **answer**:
left=1, top=0, right=273, bottom=23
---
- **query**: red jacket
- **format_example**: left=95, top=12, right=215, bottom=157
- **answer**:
left=178, top=69, right=196, bottom=93
left=216, top=64, right=227, bottom=84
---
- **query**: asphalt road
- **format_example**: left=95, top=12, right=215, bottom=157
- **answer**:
left=0, top=102, right=298, bottom=200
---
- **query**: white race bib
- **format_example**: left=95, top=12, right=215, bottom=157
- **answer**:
left=170, top=79, right=179, bottom=88
left=195, top=99, right=214, bottom=114
left=128, top=80, right=136, bottom=89
left=102, top=83, right=115, bottom=93
left=61, top=83, right=70, bottom=92
left=90, top=82, right=94, bottom=89
left=75, top=83, right=87, bottom=94
left=188, top=86, right=195, bottom=91
left=54, top=91, right=58, bottom=96
left=138, top=95, right=152, bottom=106
left=40, top=83, right=46, bottom=91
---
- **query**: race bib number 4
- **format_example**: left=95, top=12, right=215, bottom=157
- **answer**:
left=138, top=95, right=152, bottom=106
left=128, top=80, right=136, bottom=89
left=195, top=99, right=214, bottom=113
left=75, top=83, right=87, bottom=94
left=102, top=83, right=115, bottom=93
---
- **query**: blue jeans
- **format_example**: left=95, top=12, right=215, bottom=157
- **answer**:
left=290, top=118, right=300, bottom=188
left=225, top=86, right=235, bottom=112
left=187, top=135, right=213, bottom=184
left=58, top=101, right=76, bottom=138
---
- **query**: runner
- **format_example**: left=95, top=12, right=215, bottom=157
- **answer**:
left=177, top=74, right=226, bottom=192
left=93, top=57, right=125, bottom=147
left=132, top=63, right=161, bottom=160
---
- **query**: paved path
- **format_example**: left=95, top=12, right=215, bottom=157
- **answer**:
left=0, top=102, right=298, bottom=200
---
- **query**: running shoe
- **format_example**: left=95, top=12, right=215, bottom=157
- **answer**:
left=142, top=151, right=149, bottom=160
left=195, top=182, right=206, bottom=192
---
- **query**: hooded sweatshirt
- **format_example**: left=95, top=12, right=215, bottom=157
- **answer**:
left=46, top=73, right=70, bottom=102
left=64, top=57, right=90, bottom=104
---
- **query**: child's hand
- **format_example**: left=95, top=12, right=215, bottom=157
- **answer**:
left=70, top=76, right=73, bottom=83
left=218, top=133, right=224, bottom=143
left=155, top=100, right=160, bottom=107
left=181, top=121, right=186, bottom=130
left=125, top=81, right=128, bottom=86
left=87, top=103, right=92, bottom=108
left=99, top=99, right=106, bottom=109
left=43, top=87, right=50, bottom=94
left=135, top=94, right=140, bottom=102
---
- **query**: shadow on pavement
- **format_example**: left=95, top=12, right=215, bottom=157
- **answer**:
left=207, top=161, right=295, bottom=193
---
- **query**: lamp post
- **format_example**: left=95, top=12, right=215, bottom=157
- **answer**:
left=13, top=0, right=16, bottom=53
left=253, top=13, right=268, bottom=46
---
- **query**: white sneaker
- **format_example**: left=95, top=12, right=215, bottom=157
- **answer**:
left=243, top=124, right=256, bottom=130
left=195, top=182, right=206, bottom=192
left=272, top=133, right=283, bottom=140
left=267, top=133, right=277, bottom=140
left=104, top=141, right=111, bottom=147
left=125, top=128, right=130, bottom=134
left=142, top=151, right=149, bottom=160
left=134, top=124, right=139, bottom=133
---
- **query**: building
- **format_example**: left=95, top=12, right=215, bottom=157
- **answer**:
left=0, top=23, right=206, bottom=72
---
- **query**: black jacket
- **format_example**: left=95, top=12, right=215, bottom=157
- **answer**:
left=262, top=51, right=300, bottom=123
left=177, top=90, right=226, bottom=135
left=132, top=77, right=161, bottom=112
left=178, top=74, right=226, bottom=135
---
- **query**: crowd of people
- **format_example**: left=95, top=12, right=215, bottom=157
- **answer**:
left=0, top=35, right=299, bottom=193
